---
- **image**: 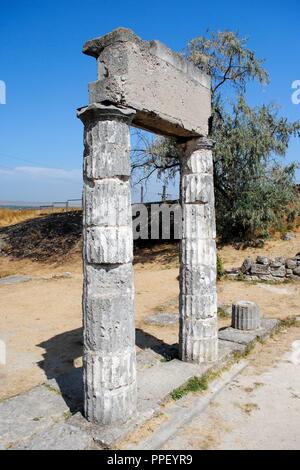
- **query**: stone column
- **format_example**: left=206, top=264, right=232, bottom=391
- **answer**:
left=77, top=103, right=137, bottom=425
left=179, top=137, right=218, bottom=363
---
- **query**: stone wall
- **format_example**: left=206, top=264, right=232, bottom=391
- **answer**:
left=227, top=253, right=300, bottom=282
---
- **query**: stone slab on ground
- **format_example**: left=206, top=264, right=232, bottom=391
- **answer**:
left=0, top=385, right=70, bottom=449
left=0, top=275, right=31, bottom=286
left=136, top=348, right=164, bottom=371
left=128, top=361, right=248, bottom=450
left=0, top=273, right=73, bottom=288
left=46, top=367, right=83, bottom=413
left=144, top=313, right=179, bottom=326
left=0, top=317, right=282, bottom=450
left=15, top=415, right=94, bottom=450
left=218, top=318, right=279, bottom=345
left=137, top=359, right=210, bottom=412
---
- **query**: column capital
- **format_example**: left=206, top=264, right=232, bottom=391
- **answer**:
left=179, top=136, right=215, bottom=156
left=77, top=102, right=136, bottom=124
left=194, top=136, right=215, bottom=150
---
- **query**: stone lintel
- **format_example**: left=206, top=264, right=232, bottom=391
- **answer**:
left=83, top=28, right=210, bottom=89
left=82, top=28, right=211, bottom=138
left=83, top=28, right=138, bottom=58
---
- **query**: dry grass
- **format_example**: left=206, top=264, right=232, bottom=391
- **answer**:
left=0, top=208, right=69, bottom=228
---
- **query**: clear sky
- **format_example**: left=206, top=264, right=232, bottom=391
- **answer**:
left=0, top=0, right=299, bottom=203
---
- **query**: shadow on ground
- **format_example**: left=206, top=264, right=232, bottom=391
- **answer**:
left=37, top=327, right=178, bottom=412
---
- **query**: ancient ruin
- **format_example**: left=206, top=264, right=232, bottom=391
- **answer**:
left=227, top=253, right=300, bottom=282
left=231, top=301, right=261, bottom=331
left=78, top=28, right=218, bottom=425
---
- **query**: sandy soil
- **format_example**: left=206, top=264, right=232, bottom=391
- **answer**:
left=162, top=325, right=300, bottom=450
left=0, top=233, right=299, bottom=400
left=219, top=231, right=300, bottom=270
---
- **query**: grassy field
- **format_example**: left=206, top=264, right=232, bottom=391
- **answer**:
left=0, top=207, right=72, bottom=228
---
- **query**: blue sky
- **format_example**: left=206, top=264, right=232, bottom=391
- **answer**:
left=0, top=0, right=299, bottom=203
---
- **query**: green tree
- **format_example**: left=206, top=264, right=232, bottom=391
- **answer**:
left=131, top=31, right=300, bottom=240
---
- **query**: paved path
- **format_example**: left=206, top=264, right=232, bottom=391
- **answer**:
left=162, top=326, right=300, bottom=450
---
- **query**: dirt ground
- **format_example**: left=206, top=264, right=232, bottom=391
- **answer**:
left=0, top=232, right=299, bottom=400
left=162, top=324, right=300, bottom=450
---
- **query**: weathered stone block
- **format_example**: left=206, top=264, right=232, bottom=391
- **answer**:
left=83, top=119, right=131, bottom=179
left=181, top=174, right=214, bottom=204
left=181, top=149, right=213, bottom=175
left=83, top=29, right=211, bottom=138
left=181, top=238, right=216, bottom=268
left=270, top=261, right=282, bottom=268
left=83, top=360, right=137, bottom=425
left=83, top=179, right=131, bottom=227
left=232, top=301, right=260, bottom=330
left=180, top=293, right=217, bottom=320
left=84, top=263, right=133, bottom=294
left=84, top=226, right=133, bottom=264
left=84, top=348, right=136, bottom=390
left=180, top=266, right=216, bottom=295
left=180, top=316, right=218, bottom=339
left=244, top=275, right=260, bottom=282
left=270, top=266, right=286, bottom=277
left=256, top=256, right=269, bottom=265
left=83, top=293, right=135, bottom=352
left=259, top=274, right=276, bottom=282
left=293, top=266, right=300, bottom=276
left=250, top=263, right=270, bottom=275
left=241, top=257, right=252, bottom=273
left=182, top=203, right=216, bottom=240
left=286, top=258, right=297, bottom=270
left=179, top=332, right=218, bottom=364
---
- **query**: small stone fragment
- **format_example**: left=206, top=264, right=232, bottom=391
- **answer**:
left=293, top=266, right=300, bottom=276
left=241, top=257, right=252, bottom=273
left=232, top=301, right=260, bottom=330
left=285, top=259, right=297, bottom=270
left=250, top=263, right=270, bottom=275
left=256, top=256, right=269, bottom=265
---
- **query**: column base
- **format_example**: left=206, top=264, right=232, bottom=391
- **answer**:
left=179, top=334, right=218, bottom=364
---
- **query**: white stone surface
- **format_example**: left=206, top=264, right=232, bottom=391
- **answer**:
left=79, top=106, right=137, bottom=425
left=84, top=179, right=131, bottom=227
left=83, top=118, right=131, bottom=179
left=85, top=226, right=133, bottom=264
left=179, top=140, right=218, bottom=363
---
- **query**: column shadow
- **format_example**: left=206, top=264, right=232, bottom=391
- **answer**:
left=37, top=328, right=84, bottom=413
left=135, top=328, right=178, bottom=360
left=37, top=326, right=178, bottom=412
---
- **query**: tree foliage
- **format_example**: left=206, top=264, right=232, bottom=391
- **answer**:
left=131, top=31, right=300, bottom=240
left=213, top=96, right=300, bottom=239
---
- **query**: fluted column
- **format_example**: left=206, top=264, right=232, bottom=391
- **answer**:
left=78, top=103, right=136, bottom=424
left=179, top=137, right=218, bottom=363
